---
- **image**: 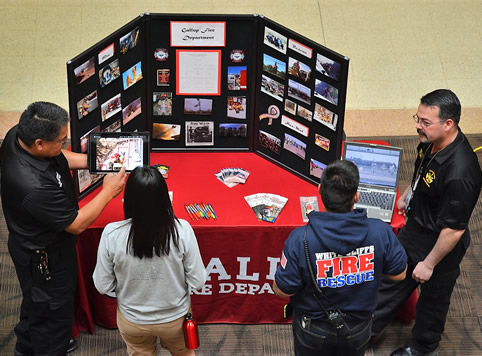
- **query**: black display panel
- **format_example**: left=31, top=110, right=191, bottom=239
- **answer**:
left=67, top=13, right=349, bottom=198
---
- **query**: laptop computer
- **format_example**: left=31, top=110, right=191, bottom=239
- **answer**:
left=342, top=141, right=403, bottom=222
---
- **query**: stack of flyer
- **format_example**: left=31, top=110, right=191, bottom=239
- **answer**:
left=244, top=193, right=288, bottom=223
left=215, top=167, right=250, bottom=188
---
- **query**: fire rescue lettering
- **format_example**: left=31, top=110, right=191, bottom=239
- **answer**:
left=315, top=245, right=375, bottom=288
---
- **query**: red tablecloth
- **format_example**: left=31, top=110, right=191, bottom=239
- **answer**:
left=74, top=150, right=411, bottom=334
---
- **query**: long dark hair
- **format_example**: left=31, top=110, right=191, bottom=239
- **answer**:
left=123, top=166, right=179, bottom=258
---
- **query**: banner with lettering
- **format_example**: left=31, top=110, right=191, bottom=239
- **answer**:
left=170, top=21, right=226, bottom=47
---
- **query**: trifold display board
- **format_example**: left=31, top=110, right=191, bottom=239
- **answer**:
left=67, top=13, right=349, bottom=198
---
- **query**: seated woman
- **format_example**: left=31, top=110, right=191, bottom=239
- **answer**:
left=93, top=166, right=207, bottom=356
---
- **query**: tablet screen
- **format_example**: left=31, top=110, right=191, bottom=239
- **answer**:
left=88, top=131, right=150, bottom=173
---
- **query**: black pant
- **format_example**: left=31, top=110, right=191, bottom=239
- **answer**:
left=9, top=237, right=77, bottom=356
left=372, top=227, right=465, bottom=353
left=293, top=311, right=372, bottom=356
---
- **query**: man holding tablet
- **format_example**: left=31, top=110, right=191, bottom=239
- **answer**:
left=0, top=102, right=126, bottom=355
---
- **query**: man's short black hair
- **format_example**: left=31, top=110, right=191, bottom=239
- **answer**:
left=420, top=89, right=461, bottom=125
left=320, top=160, right=359, bottom=213
left=17, top=102, right=70, bottom=146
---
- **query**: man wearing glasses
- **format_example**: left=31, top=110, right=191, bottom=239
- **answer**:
left=0, top=102, right=126, bottom=355
left=371, top=90, right=481, bottom=356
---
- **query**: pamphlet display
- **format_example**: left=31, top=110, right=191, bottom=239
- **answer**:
left=67, top=13, right=349, bottom=198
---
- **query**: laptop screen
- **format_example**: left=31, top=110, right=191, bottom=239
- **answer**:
left=344, top=142, right=401, bottom=188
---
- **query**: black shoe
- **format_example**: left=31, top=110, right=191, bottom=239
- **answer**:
left=67, top=338, right=78, bottom=353
left=391, top=344, right=440, bottom=356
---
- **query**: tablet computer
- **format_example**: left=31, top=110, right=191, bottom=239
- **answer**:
left=88, top=131, right=150, bottom=173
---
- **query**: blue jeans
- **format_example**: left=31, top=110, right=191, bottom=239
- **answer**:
left=293, top=312, right=372, bottom=356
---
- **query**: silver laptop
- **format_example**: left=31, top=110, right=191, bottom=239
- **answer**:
left=342, top=141, right=403, bottom=222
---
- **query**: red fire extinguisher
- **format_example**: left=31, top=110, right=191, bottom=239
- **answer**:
left=183, top=313, right=200, bottom=349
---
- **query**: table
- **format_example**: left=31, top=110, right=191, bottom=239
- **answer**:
left=73, top=150, right=409, bottom=335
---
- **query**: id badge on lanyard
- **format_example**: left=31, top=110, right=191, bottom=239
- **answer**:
left=405, top=173, right=421, bottom=209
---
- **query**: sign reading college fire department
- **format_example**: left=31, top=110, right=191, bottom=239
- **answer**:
left=171, top=21, right=226, bottom=47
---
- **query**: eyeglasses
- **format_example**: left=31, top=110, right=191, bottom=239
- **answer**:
left=413, top=114, right=443, bottom=128
left=51, top=136, right=68, bottom=146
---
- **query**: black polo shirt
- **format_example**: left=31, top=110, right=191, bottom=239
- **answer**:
left=0, top=125, right=78, bottom=252
left=403, top=130, right=482, bottom=260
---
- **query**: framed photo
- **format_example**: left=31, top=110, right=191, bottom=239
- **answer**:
left=264, top=26, right=287, bottom=54
left=103, top=119, right=121, bottom=133
left=76, top=90, right=98, bottom=119
left=316, top=53, right=341, bottom=80
left=219, top=123, right=247, bottom=137
left=153, top=92, right=172, bottom=116
left=263, top=53, right=286, bottom=80
left=314, top=79, right=339, bottom=106
left=288, top=79, right=311, bottom=105
left=79, top=126, right=100, bottom=153
left=122, top=61, right=143, bottom=90
left=185, top=121, right=214, bottom=146
left=227, top=96, right=246, bottom=119
left=313, top=103, right=338, bottom=131
left=74, top=57, right=95, bottom=85
left=176, top=50, right=221, bottom=95
left=261, top=74, right=284, bottom=102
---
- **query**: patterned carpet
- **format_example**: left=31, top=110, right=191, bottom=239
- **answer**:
left=0, top=135, right=480, bottom=355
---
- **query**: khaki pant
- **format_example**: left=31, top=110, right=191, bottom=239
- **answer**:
left=116, top=308, right=188, bottom=355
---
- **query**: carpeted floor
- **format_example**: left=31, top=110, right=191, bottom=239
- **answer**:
left=0, top=135, right=481, bottom=355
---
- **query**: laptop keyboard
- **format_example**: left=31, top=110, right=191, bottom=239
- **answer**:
left=357, top=191, right=394, bottom=211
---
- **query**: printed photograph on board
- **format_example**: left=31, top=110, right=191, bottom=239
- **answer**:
left=227, top=66, right=247, bottom=90
left=316, top=53, right=341, bottom=80
left=314, top=79, right=339, bottom=106
left=264, top=27, right=287, bottom=54
left=120, top=27, right=140, bottom=54
left=186, top=121, right=214, bottom=146
left=153, top=92, right=172, bottom=116
left=288, top=57, right=311, bottom=83
left=101, top=93, right=121, bottom=122
left=227, top=96, right=246, bottom=119
left=99, top=59, right=120, bottom=87
left=74, top=57, right=95, bottom=85
left=263, top=53, right=286, bottom=80
left=76, top=90, right=98, bottom=119
left=122, top=61, right=143, bottom=90
left=313, top=103, right=338, bottom=131
left=297, top=105, right=312, bottom=122
left=310, top=158, right=327, bottom=179
left=261, top=74, right=284, bottom=102
left=284, top=132, right=307, bottom=160
left=284, top=99, right=297, bottom=115
left=288, top=79, right=311, bottom=105
left=122, top=97, right=142, bottom=125
left=184, top=98, right=213, bottom=115
left=315, top=133, right=330, bottom=151
left=259, top=130, right=281, bottom=155
left=219, top=123, right=247, bottom=137
left=152, top=123, right=181, bottom=141
left=157, top=69, right=170, bottom=86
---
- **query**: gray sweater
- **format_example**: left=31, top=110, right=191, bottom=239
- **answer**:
left=93, top=218, right=207, bottom=324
